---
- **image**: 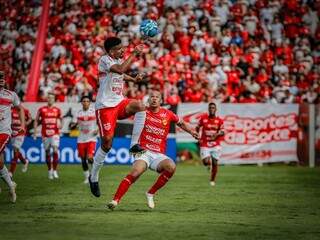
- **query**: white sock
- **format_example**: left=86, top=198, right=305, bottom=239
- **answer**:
left=130, top=111, right=146, bottom=147
left=83, top=170, right=90, bottom=179
left=90, top=147, right=107, bottom=182
left=0, top=166, right=14, bottom=188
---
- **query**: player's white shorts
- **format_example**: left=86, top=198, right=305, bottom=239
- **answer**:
left=43, top=135, right=60, bottom=150
left=200, top=146, right=222, bottom=161
left=133, top=150, right=173, bottom=171
left=11, top=136, right=25, bottom=148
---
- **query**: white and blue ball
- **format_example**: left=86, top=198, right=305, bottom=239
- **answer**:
left=140, top=19, right=159, bottom=38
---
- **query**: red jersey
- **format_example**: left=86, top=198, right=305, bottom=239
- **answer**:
left=137, top=107, right=179, bottom=153
left=198, top=114, right=224, bottom=148
left=37, top=106, right=62, bottom=137
left=11, top=107, right=31, bottom=137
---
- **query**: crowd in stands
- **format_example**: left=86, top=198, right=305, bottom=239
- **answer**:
left=1, top=0, right=319, bottom=104
left=0, top=0, right=41, bottom=99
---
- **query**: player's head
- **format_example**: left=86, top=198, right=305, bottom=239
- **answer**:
left=208, top=102, right=217, bottom=116
left=104, top=37, right=124, bottom=59
left=81, top=95, right=91, bottom=109
left=0, top=71, right=5, bottom=88
left=148, top=90, right=162, bottom=108
left=47, top=92, right=55, bottom=106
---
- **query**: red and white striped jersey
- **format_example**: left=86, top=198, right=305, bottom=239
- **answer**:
left=37, top=106, right=62, bottom=137
left=0, top=88, right=20, bottom=135
left=134, top=107, right=180, bottom=154
left=96, top=55, right=124, bottom=109
left=11, top=106, right=31, bottom=137
left=76, top=107, right=98, bottom=143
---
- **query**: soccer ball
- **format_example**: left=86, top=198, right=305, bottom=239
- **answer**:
left=140, top=19, right=159, bottom=38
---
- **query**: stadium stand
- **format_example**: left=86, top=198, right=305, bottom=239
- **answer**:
left=0, top=0, right=319, bottom=104
left=0, top=0, right=41, bottom=99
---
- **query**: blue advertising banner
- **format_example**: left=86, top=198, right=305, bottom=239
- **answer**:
left=4, top=137, right=177, bottom=165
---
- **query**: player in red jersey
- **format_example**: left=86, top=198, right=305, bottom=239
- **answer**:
left=70, top=96, right=98, bottom=184
left=89, top=37, right=147, bottom=197
left=196, top=102, right=224, bottom=186
left=0, top=71, right=25, bottom=202
left=9, top=106, right=32, bottom=177
left=33, top=92, right=63, bottom=180
left=107, top=90, right=199, bottom=210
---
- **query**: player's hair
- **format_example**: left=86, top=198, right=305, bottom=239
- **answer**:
left=209, top=102, right=216, bottom=107
left=47, top=92, right=56, bottom=101
left=104, top=37, right=121, bottom=52
left=81, top=95, right=91, bottom=102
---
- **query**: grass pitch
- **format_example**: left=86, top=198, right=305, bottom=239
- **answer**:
left=0, top=164, right=320, bottom=240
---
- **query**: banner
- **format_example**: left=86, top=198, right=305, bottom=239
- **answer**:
left=177, top=103, right=299, bottom=164
left=4, top=137, right=176, bottom=165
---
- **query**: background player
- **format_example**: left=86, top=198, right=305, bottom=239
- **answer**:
left=89, top=37, right=147, bottom=197
left=107, top=90, right=199, bottom=210
left=33, top=92, right=62, bottom=180
left=196, top=102, right=224, bottom=186
left=9, top=105, right=32, bottom=177
left=70, top=96, right=98, bottom=184
left=0, top=71, right=25, bottom=202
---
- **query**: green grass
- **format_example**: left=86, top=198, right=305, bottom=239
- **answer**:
left=0, top=164, right=320, bottom=240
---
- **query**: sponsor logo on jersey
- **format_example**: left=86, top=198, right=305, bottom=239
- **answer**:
left=149, top=116, right=162, bottom=124
left=207, top=124, right=219, bottom=129
left=145, top=124, right=165, bottom=136
left=44, top=118, right=58, bottom=124
left=113, top=78, right=123, bottom=83
left=103, top=123, right=111, bottom=131
left=160, top=112, right=167, bottom=118
left=146, top=143, right=160, bottom=152
left=162, top=119, right=168, bottom=126
left=145, top=134, right=162, bottom=144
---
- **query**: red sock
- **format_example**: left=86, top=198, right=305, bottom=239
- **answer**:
left=211, top=164, right=218, bottom=182
left=113, top=174, right=136, bottom=202
left=9, top=153, right=19, bottom=174
left=52, top=152, right=59, bottom=170
left=17, top=151, right=27, bottom=164
left=46, top=153, right=52, bottom=170
left=148, top=170, right=174, bottom=195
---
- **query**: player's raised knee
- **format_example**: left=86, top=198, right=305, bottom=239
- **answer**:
left=129, top=100, right=145, bottom=113
left=163, top=162, right=176, bottom=174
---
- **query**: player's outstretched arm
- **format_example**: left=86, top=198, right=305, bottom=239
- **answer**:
left=177, top=121, right=199, bottom=140
left=25, top=110, right=32, bottom=126
left=195, top=122, right=201, bottom=134
left=33, top=111, right=40, bottom=140
left=17, top=104, right=25, bottom=134
left=110, top=45, right=144, bottom=74
left=58, top=118, right=63, bottom=131
left=124, top=73, right=145, bottom=83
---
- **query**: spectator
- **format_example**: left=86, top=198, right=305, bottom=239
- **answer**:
left=1, top=0, right=318, bottom=104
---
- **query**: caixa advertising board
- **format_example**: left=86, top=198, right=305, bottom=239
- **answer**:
left=4, top=137, right=177, bottom=165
